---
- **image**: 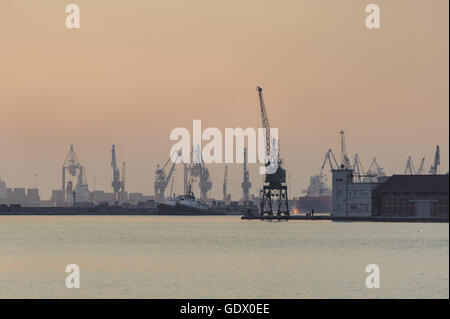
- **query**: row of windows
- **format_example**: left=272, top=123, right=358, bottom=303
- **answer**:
left=348, top=190, right=370, bottom=198
left=380, top=192, right=448, bottom=198
left=349, top=204, right=370, bottom=212
left=380, top=198, right=449, bottom=217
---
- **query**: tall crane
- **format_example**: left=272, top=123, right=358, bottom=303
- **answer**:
left=241, top=147, right=252, bottom=202
left=429, top=145, right=440, bottom=175
left=185, top=146, right=212, bottom=201
left=223, top=165, right=229, bottom=201
left=417, top=157, right=425, bottom=175
left=340, top=130, right=351, bottom=169
left=121, top=162, right=126, bottom=200
left=404, top=156, right=416, bottom=175
left=364, top=157, right=385, bottom=182
left=62, top=145, right=87, bottom=202
left=352, top=153, right=365, bottom=182
left=404, top=156, right=426, bottom=175
left=256, top=86, right=289, bottom=216
left=154, top=151, right=181, bottom=202
left=321, top=149, right=339, bottom=173
left=111, top=145, right=125, bottom=203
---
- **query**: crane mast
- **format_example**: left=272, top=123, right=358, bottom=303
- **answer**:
left=223, top=165, right=228, bottom=201
left=241, top=148, right=252, bottom=202
left=111, top=145, right=125, bottom=203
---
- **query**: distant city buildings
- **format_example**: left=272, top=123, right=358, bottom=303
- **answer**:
left=0, top=185, right=41, bottom=205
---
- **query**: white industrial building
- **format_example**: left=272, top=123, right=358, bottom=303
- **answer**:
left=331, top=169, right=389, bottom=217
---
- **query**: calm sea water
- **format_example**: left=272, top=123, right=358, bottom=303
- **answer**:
left=0, top=216, right=448, bottom=298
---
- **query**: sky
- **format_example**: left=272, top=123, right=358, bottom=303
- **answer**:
left=0, top=0, right=448, bottom=200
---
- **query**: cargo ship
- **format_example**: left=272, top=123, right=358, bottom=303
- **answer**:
left=290, top=174, right=332, bottom=214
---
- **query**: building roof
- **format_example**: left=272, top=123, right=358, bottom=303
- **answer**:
left=376, top=175, right=449, bottom=194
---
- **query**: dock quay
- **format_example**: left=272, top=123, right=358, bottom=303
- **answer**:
left=241, top=214, right=449, bottom=223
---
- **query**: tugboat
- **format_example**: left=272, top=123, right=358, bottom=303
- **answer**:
left=157, top=183, right=210, bottom=215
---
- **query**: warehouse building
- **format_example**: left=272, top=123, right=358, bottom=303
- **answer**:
left=332, top=169, right=448, bottom=219
left=373, top=175, right=449, bottom=218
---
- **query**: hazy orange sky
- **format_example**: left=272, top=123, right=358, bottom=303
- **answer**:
left=0, top=0, right=448, bottom=200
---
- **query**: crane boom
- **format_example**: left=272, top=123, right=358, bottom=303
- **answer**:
left=340, top=130, right=351, bottom=169
left=404, top=156, right=416, bottom=175
left=257, top=86, right=271, bottom=157
left=417, top=157, right=425, bottom=174
left=353, top=153, right=365, bottom=182
left=321, top=149, right=339, bottom=171
left=429, top=145, right=440, bottom=174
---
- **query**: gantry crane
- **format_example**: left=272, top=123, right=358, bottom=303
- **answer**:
left=429, top=145, right=440, bottom=175
left=62, top=145, right=87, bottom=202
left=257, top=86, right=289, bottom=216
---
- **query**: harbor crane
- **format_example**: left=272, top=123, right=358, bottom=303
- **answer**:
left=154, top=150, right=181, bottom=202
left=404, top=156, right=416, bottom=175
left=111, top=145, right=125, bottom=203
left=257, top=86, right=289, bottom=216
left=404, top=156, right=426, bottom=175
left=320, top=149, right=339, bottom=173
left=223, top=165, right=230, bottom=201
left=339, top=130, right=352, bottom=169
left=417, top=157, right=425, bottom=175
left=185, top=146, right=213, bottom=200
left=62, top=145, right=87, bottom=202
left=364, top=157, right=385, bottom=182
left=241, top=147, right=252, bottom=202
left=352, top=153, right=365, bottom=182
left=429, top=145, right=440, bottom=175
